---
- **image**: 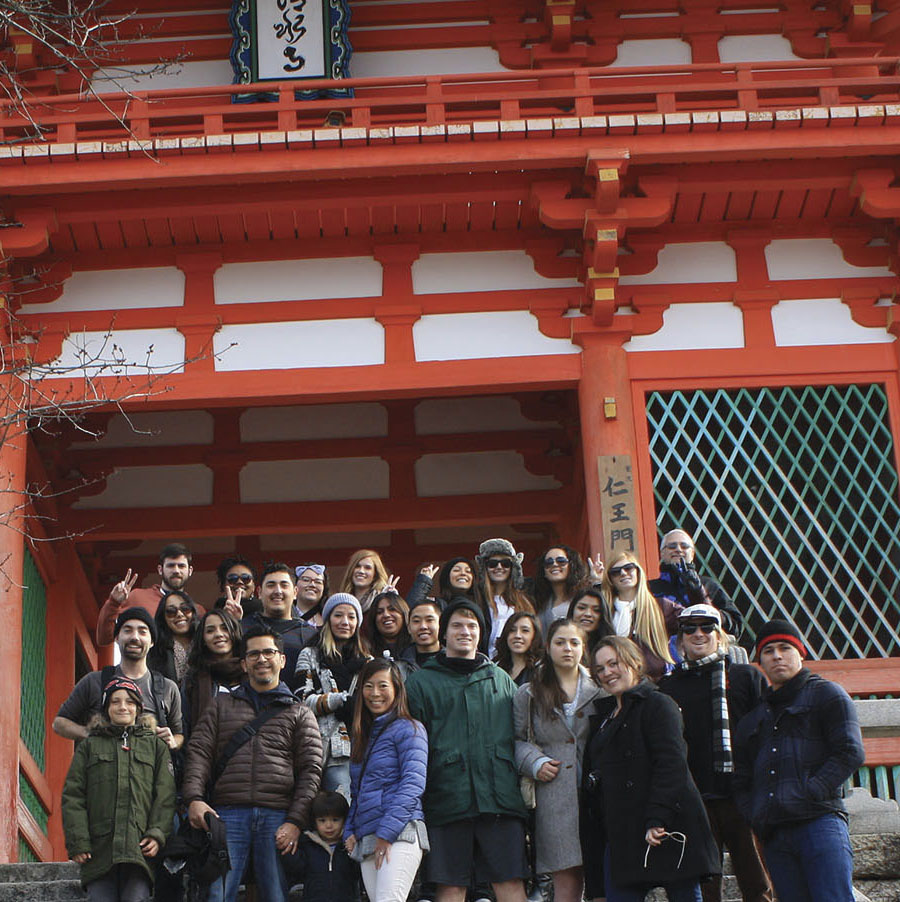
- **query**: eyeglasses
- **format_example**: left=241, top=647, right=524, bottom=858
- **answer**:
left=609, top=563, right=638, bottom=578
left=298, top=577, right=325, bottom=586
left=544, top=556, right=569, bottom=568
left=226, top=573, right=253, bottom=585
left=244, top=647, right=280, bottom=661
left=164, top=603, right=193, bottom=616
left=486, top=559, right=512, bottom=570
left=680, top=623, right=716, bottom=635
left=664, top=542, right=693, bottom=551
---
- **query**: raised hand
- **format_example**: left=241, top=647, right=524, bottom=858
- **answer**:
left=223, top=584, right=244, bottom=620
left=110, top=568, right=139, bottom=605
left=587, top=556, right=605, bottom=583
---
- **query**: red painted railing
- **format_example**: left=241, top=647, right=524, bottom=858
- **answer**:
left=1, top=58, right=899, bottom=144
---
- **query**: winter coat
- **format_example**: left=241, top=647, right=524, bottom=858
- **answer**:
left=345, top=714, right=428, bottom=844
left=649, top=565, right=743, bottom=637
left=62, top=715, right=176, bottom=887
left=659, top=660, right=766, bottom=798
left=514, top=667, right=603, bottom=873
left=406, top=653, right=526, bottom=826
left=282, top=830, right=360, bottom=902
left=182, top=681, right=323, bottom=827
left=584, top=679, right=721, bottom=888
left=733, top=668, right=864, bottom=838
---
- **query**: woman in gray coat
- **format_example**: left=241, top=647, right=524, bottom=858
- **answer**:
left=514, top=619, right=604, bottom=902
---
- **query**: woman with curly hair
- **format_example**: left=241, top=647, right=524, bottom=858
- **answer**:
left=474, top=538, right=535, bottom=658
left=148, top=590, right=199, bottom=683
left=494, top=611, right=544, bottom=686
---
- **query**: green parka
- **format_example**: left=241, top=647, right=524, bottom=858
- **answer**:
left=61, top=715, right=176, bottom=887
left=406, top=653, right=526, bottom=826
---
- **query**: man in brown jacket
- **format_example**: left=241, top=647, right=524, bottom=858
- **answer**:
left=183, top=625, right=323, bottom=902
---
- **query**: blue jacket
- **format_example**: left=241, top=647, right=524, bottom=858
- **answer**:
left=733, top=668, right=864, bottom=837
left=345, top=714, right=427, bottom=843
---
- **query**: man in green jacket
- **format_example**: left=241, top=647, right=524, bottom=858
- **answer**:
left=406, top=598, right=528, bottom=902
left=62, top=677, right=176, bottom=901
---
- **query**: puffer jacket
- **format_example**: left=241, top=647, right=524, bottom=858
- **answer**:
left=345, top=714, right=428, bottom=843
left=182, top=681, right=323, bottom=827
left=282, top=829, right=360, bottom=902
left=62, top=715, right=176, bottom=887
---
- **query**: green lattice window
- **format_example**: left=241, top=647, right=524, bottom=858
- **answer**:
left=646, top=384, right=900, bottom=659
left=20, top=548, right=46, bottom=770
left=18, top=775, right=47, bottom=833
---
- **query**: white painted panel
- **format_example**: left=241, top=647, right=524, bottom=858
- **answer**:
left=73, top=464, right=213, bottom=508
left=91, top=60, right=234, bottom=92
left=351, top=48, right=508, bottom=77
left=255, top=0, right=327, bottom=79
left=619, top=242, right=737, bottom=285
left=413, top=523, right=534, bottom=543
left=415, top=397, right=557, bottom=434
left=19, top=268, right=185, bottom=314
left=241, top=458, right=390, bottom=502
left=624, top=302, right=744, bottom=351
left=262, top=530, right=392, bottom=550
left=413, top=250, right=581, bottom=294
left=414, top=311, right=579, bottom=361
left=765, top=239, right=895, bottom=280
left=40, top=328, right=186, bottom=378
left=718, top=34, right=801, bottom=63
left=72, top=411, right=214, bottom=448
left=241, top=402, right=388, bottom=440
left=416, top=450, right=559, bottom=496
left=772, top=298, right=893, bottom=346
left=214, top=319, right=385, bottom=370
left=215, top=258, right=383, bottom=304
left=609, top=39, right=692, bottom=67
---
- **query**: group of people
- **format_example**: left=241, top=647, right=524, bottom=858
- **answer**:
left=55, top=532, right=865, bottom=902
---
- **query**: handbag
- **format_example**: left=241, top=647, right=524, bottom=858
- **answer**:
left=519, top=692, right=537, bottom=810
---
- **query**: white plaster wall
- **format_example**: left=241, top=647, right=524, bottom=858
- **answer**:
left=718, top=34, right=801, bottom=63
left=73, top=464, right=213, bottom=508
left=624, top=302, right=745, bottom=351
left=772, top=298, right=893, bottom=346
left=90, top=60, right=235, bottom=93
left=619, top=242, right=737, bottom=285
left=350, top=47, right=508, bottom=78
left=72, top=411, right=214, bottom=448
left=261, top=530, right=392, bottom=550
left=415, top=450, right=560, bottom=496
left=19, top=268, right=185, bottom=314
left=241, top=458, right=390, bottom=502
left=214, top=319, right=385, bottom=370
left=414, top=311, right=579, bottom=361
left=415, top=396, right=557, bottom=434
left=765, top=239, right=895, bottom=280
left=413, top=251, right=581, bottom=294
left=413, top=523, right=534, bottom=544
left=241, top=402, right=388, bottom=440
left=609, top=39, right=692, bottom=67
left=215, top=258, right=383, bottom=304
left=40, top=328, right=186, bottom=378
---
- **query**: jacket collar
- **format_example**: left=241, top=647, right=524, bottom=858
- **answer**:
left=302, top=829, right=337, bottom=857
left=231, top=680, right=295, bottom=709
left=765, top=666, right=812, bottom=707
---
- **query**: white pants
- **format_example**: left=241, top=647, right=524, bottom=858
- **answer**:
left=360, top=837, right=424, bottom=902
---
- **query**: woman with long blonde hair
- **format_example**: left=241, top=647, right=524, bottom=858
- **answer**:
left=600, top=552, right=680, bottom=681
left=339, top=549, right=395, bottom=612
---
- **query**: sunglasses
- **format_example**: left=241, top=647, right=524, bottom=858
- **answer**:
left=226, top=573, right=253, bottom=585
left=486, top=559, right=512, bottom=570
left=544, top=556, right=569, bottom=567
left=609, top=563, right=638, bottom=578
left=164, top=603, right=193, bottom=616
left=680, top=623, right=716, bottom=635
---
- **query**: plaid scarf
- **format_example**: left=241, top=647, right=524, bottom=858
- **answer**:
left=673, top=649, right=733, bottom=774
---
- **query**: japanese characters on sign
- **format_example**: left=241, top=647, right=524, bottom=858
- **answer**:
left=597, top=455, right=640, bottom=559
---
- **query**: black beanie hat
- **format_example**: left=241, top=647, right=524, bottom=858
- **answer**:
left=114, top=606, right=158, bottom=645
left=755, top=618, right=807, bottom=659
left=440, top=596, right=486, bottom=642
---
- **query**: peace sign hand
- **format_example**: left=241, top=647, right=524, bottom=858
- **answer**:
left=223, top=584, right=244, bottom=621
left=111, top=569, right=139, bottom=605
left=385, top=574, right=401, bottom=593
left=587, top=556, right=605, bottom=583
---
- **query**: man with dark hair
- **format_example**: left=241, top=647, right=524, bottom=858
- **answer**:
left=406, top=598, right=528, bottom=902
left=96, top=542, right=196, bottom=646
left=733, top=619, right=864, bottom=902
left=241, top=563, right=317, bottom=689
left=183, top=624, right=323, bottom=902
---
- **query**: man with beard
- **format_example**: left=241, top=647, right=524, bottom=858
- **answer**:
left=183, top=625, right=323, bottom=902
left=53, top=606, right=183, bottom=749
left=96, top=543, right=196, bottom=646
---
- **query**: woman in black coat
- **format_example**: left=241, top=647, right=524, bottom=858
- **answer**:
left=584, top=636, right=720, bottom=901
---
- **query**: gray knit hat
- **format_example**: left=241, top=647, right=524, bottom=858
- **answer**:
left=321, top=592, right=363, bottom=626
left=476, top=538, right=525, bottom=589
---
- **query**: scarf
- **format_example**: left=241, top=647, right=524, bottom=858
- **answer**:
left=673, top=649, right=733, bottom=774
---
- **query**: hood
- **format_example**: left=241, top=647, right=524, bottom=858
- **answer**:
left=87, top=712, right=158, bottom=737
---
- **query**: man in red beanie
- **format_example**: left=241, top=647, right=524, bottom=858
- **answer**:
left=733, top=618, right=864, bottom=902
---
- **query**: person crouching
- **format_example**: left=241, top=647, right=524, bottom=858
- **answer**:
left=62, top=677, right=176, bottom=902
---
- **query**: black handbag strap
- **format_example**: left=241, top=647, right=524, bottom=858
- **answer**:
left=209, top=701, right=292, bottom=790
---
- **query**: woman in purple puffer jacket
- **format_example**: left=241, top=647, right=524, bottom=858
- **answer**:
left=344, top=658, right=429, bottom=902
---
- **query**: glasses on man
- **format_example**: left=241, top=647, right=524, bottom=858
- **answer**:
left=245, top=647, right=281, bottom=661
left=226, top=573, right=253, bottom=585
left=544, top=556, right=569, bottom=567
left=165, top=603, right=193, bottom=616
left=664, top=542, right=693, bottom=551
left=486, top=559, right=512, bottom=570
left=680, top=623, right=716, bottom=636
left=609, top=563, right=638, bottom=578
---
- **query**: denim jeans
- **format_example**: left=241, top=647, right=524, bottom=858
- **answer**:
left=323, top=760, right=351, bottom=801
left=603, top=846, right=702, bottom=902
left=762, top=813, right=854, bottom=902
left=206, top=806, right=288, bottom=902
left=86, top=864, right=152, bottom=902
